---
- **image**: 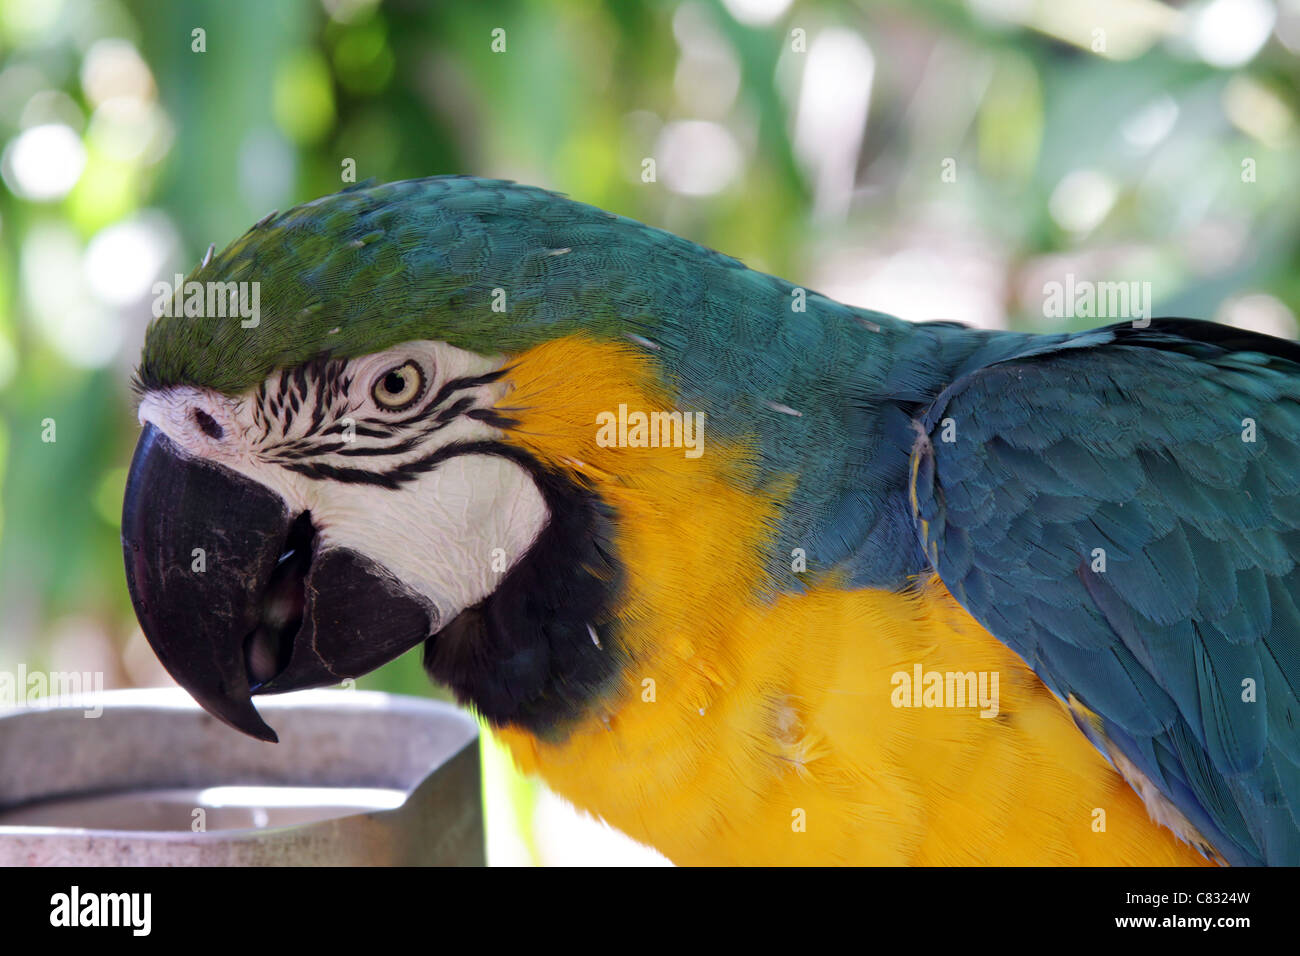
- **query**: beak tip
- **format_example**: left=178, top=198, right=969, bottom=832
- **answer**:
left=212, top=707, right=280, bottom=744
left=204, top=694, right=281, bottom=744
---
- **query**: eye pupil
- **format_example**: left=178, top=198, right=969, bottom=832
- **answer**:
left=372, top=361, right=425, bottom=410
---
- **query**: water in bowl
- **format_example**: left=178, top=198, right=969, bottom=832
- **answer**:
left=0, top=785, right=407, bottom=831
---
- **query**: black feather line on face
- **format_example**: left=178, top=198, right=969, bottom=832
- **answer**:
left=292, top=363, right=309, bottom=400
left=423, top=368, right=509, bottom=415
left=308, top=382, right=328, bottom=436
left=254, top=382, right=269, bottom=438
left=321, top=421, right=393, bottom=439
left=420, top=443, right=626, bottom=738
left=466, top=408, right=520, bottom=429
left=434, top=396, right=476, bottom=423
left=283, top=439, right=502, bottom=487
left=334, top=435, right=425, bottom=458
left=277, top=441, right=349, bottom=459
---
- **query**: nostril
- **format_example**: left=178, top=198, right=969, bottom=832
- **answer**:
left=193, top=408, right=224, bottom=440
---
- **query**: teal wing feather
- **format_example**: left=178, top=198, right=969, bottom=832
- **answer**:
left=911, top=319, right=1300, bottom=866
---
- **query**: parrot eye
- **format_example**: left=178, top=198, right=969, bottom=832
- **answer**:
left=372, top=361, right=425, bottom=411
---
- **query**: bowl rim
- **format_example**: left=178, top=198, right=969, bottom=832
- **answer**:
left=0, top=688, right=479, bottom=843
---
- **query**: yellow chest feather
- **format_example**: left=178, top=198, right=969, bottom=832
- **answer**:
left=498, top=581, right=1208, bottom=866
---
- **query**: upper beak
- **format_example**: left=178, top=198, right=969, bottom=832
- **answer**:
left=121, top=423, right=436, bottom=742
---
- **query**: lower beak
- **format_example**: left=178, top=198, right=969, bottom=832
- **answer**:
left=121, top=423, right=435, bottom=742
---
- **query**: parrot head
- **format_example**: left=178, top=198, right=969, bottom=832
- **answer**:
left=122, top=177, right=664, bottom=742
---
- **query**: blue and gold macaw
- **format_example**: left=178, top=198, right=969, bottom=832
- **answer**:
left=122, top=177, right=1300, bottom=865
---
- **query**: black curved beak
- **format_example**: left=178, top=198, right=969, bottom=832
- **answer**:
left=122, top=423, right=436, bottom=743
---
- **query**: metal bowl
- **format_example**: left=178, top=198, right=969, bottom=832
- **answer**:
left=0, top=688, right=483, bottom=866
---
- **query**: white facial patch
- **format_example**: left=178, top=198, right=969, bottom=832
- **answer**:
left=136, top=340, right=551, bottom=627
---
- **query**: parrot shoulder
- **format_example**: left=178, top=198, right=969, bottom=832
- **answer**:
left=910, top=317, right=1300, bottom=866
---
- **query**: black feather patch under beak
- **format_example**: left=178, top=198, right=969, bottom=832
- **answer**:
left=121, top=423, right=436, bottom=742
